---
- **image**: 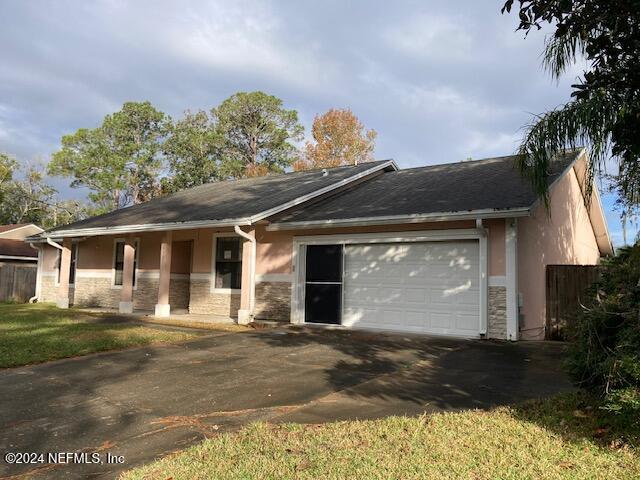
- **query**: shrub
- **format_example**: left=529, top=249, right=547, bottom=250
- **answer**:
left=566, top=243, right=640, bottom=419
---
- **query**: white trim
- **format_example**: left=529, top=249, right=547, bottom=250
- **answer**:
left=39, top=161, right=397, bottom=239
left=267, top=207, right=531, bottom=231
left=212, top=288, right=242, bottom=294
left=293, top=229, right=484, bottom=245
left=30, top=244, right=43, bottom=303
left=42, top=219, right=252, bottom=239
left=0, top=255, right=37, bottom=261
left=291, top=229, right=488, bottom=336
left=210, top=233, right=243, bottom=294
left=111, top=238, right=140, bottom=290
left=488, top=275, right=507, bottom=287
left=76, top=270, right=113, bottom=279
left=42, top=271, right=56, bottom=278
left=0, top=224, right=44, bottom=237
left=190, top=272, right=211, bottom=281
left=478, top=226, right=488, bottom=336
left=75, top=270, right=189, bottom=280
left=256, top=273, right=293, bottom=283
left=505, top=218, right=519, bottom=341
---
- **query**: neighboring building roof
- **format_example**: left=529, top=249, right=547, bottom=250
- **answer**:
left=0, top=238, right=37, bottom=259
left=0, top=224, right=29, bottom=234
left=0, top=223, right=44, bottom=240
left=35, top=160, right=396, bottom=238
left=269, top=152, right=579, bottom=228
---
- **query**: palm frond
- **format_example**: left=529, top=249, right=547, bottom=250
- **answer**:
left=517, top=93, right=617, bottom=207
left=542, top=33, right=585, bottom=80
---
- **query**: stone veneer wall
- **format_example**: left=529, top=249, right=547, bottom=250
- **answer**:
left=67, top=275, right=191, bottom=311
left=40, top=275, right=58, bottom=303
left=39, top=274, right=75, bottom=305
left=73, top=277, right=119, bottom=308
left=488, top=286, right=507, bottom=339
left=255, top=281, right=291, bottom=322
left=189, top=277, right=240, bottom=317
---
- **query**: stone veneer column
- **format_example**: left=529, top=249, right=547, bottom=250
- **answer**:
left=119, top=237, right=136, bottom=313
left=56, top=238, right=72, bottom=309
left=155, top=231, right=173, bottom=317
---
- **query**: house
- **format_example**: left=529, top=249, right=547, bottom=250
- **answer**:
left=0, top=223, right=43, bottom=302
left=0, top=223, right=43, bottom=263
left=26, top=149, right=612, bottom=340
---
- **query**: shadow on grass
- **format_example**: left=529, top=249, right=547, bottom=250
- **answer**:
left=510, top=391, right=640, bottom=451
left=0, top=303, right=195, bottom=368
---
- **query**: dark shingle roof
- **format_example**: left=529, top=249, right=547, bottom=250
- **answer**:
left=45, top=161, right=393, bottom=234
left=271, top=152, right=579, bottom=225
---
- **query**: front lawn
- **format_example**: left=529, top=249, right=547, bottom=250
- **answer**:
left=0, top=303, right=198, bottom=368
left=123, top=393, right=639, bottom=480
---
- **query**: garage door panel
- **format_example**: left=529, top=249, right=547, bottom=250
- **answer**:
left=343, top=241, right=480, bottom=337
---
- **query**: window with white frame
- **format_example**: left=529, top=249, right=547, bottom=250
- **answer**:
left=56, top=243, right=79, bottom=285
left=113, top=240, right=139, bottom=287
left=214, top=237, right=242, bottom=289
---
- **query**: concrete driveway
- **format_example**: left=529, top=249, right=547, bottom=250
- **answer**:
left=0, top=327, right=573, bottom=479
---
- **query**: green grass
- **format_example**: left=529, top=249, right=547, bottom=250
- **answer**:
left=122, top=393, right=639, bottom=480
left=0, top=303, right=198, bottom=368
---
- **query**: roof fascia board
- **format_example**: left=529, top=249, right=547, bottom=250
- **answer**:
left=0, top=255, right=37, bottom=261
left=39, top=218, right=253, bottom=239
left=571, top=150, right=614, bottom=255
left=249, top=160, right=398, bottom=223
left=0, top=224, right=44, bottom=238
left=266, top=207, right=531, bottom=231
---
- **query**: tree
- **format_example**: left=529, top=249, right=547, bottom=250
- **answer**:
left=567, top=243, right=640, bottom=419
left=0, top=155, right=86, bottom=229
left=502, top=0, right=640, bottom=211
left=49, top=101, right=168, bottom=213
left=162, top=110, right=221, bottom=192
left=294, top=108, right=377, bottom=171
left=212, top=92, right=304, bottom=178
left=0, top=153, right=17, bottom=207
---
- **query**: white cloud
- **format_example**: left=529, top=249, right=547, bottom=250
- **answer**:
left=383, top=14, right=473, bottom=61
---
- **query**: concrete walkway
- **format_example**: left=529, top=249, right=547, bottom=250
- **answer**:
left=0, top=327, right=573, bottom=479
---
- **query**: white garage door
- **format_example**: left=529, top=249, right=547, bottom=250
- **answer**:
left=342, top=240, right=480, bottom=337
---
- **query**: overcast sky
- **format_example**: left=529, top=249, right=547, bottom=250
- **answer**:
left=0, top=0, right=635, bottom=244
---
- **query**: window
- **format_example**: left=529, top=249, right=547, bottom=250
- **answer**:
left=214, top=237, right=242, bottom=289
left=113, top=240, right=138, bottom=287
left=56, top=243, right=79, bottom=285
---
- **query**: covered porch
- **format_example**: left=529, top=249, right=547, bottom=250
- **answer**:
left=49, top=226, right=256, bottom=324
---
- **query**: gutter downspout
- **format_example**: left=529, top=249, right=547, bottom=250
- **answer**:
left=234, top=225, right=256, bottom=321
left=29, top=243, right=43, bottom=303
left=47, top=237, right=64, bottom=251
left=476, top=219, right=489, bottom=337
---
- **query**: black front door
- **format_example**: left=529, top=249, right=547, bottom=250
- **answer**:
left=304, top=244, right=343, bottom=324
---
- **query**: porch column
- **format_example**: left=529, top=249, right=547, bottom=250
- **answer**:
left=57, top=238, right=72, bottom=309
left=237, top=227, right=255, bottom=325
left=506, top=218, right=519, bottom=341
left=119, top=237, right=136, bottom=314
left=155, top=231, right=172, bottom=317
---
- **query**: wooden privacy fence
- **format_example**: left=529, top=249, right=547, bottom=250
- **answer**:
left=0, top=263, right=37, bottom=303
left=546, top=264, right=600, bottom=340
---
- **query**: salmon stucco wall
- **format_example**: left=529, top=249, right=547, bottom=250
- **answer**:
left=517, top=165, right=601, bottom=340
left=255, top=220, right=506, bottom=276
